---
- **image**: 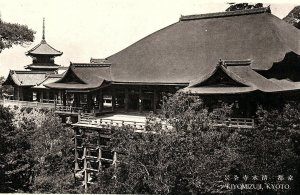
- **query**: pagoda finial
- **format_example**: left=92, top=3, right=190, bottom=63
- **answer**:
left=42, top=18, right=45, bottom=40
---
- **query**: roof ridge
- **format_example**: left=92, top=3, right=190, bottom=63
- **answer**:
left=12, top=70, right=47, bottom=74
left=180, top=7, right=271, bottom=21
left=71, top=63, right=111, bottom=67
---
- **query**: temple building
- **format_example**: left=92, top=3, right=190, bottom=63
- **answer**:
left=3, top=7, right=300, bottom=117
left=3, top=19, right=65, bottom=102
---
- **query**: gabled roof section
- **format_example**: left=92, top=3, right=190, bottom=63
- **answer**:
left=33, top=74, right=64, bottom=89
left=2, top=70, right=47, bottom=86
left=45, top=63, right=111, bottom=90
left=182, top=59, right=300, bottom=95
left=107, top=7, right=300, bottom=84
left=190, top=60, right=252, bottom=87
left=26, top=39, right=63, bottom=56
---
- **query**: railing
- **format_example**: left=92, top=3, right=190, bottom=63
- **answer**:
left=70, top=110, right=255, bottom=131
left=55, top=105, right=83, bottom=113
left=40, top=99, right=55, bottom=103
left=0, top=99, right=55, bottom=109
left=73, top=114, right=172, bottom=132
left=213, top=117, right=255, bottom=128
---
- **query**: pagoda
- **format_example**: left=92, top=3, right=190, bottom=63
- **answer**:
left=25, top=18, right=63, bottom=72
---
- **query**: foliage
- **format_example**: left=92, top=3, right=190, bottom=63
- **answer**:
left=0, top=18, right=35, bottom=53
left=0, top=76, right=14, bottom=99
left=90, top=92, right=300, bottom=194
left=283, top=6, right=300, bottom=29
left=225, top=3, right=263, bottom=12
left=0, top=106, right=80, bottom=193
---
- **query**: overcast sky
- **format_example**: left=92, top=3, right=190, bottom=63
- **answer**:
left=0, top=0, right=298, bottom=76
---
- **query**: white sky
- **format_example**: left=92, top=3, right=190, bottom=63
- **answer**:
left=0, top=0, right=298, bottom=77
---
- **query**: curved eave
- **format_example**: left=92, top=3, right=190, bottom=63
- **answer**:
left=180, top=86, right=257, bottom=95
left=26, top=52, right=63, bottom=57
left=2, top=71, right=21, bottom=86
left=44, top=81, right=110, bottom=91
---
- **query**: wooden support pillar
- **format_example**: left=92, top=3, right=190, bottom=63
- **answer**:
left=112, top=88, right=116, bottom=112
left=46, top=90, right=50, bottom=102
left=87, top=93, right=92, bottom=113
left=125, top=88, right=129, bottom=112
left=139, top=87, right=143, bottom=113
left=63, top=91, right=66, bottom=106
left=83, top=147, right=88, bottom=192
left=40, top=90, right=44, bottom=103
left=98, top=90, right=103, bottom=112
left=97, top=131, right=102, bottom=171
left=74, top=130, right=79, bottom=171
left=153, top=89, right=157, bottom=113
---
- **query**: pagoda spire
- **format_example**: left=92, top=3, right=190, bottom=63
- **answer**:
left=42, top=18, right=45, bottom=40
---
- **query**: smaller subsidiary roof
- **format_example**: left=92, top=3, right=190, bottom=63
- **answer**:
left=33, top=74, right=64, bottom=89
left=182, top=60, right=300, bottom=95
left=45, top=63, right=111, bottom=90
left=26, top=39, right=63, bottom=56
left=2, top=70, right=47, bottom=86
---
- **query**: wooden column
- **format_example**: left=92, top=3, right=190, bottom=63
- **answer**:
left=46, top=90, right=50, bottom=102
left=87, top=93, right=92, bottom=113
left=63, top=91, right=66, bottom=106
left=112, top=88, right=116, bottom=112
left=98, top=90, right=103, bottom=112
left=40, top=90, right=44, bottom=103
left=139, top=87, right=143, bottom=113
left=153, top=89, right=157, bottom=113
left=125, top=88, right=129, bottom=112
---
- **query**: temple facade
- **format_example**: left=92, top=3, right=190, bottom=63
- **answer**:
left=3, top=7, right=300, bottom=117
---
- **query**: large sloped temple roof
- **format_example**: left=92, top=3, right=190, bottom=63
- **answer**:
left=106, top=7, right=300, bottom=84
left=45, top=7, right=300, bottom=94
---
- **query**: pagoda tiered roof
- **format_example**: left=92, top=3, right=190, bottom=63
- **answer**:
left=26, top=39, right=63, bottom=56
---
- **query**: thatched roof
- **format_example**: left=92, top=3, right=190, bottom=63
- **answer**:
left=45, top=7, right=300, bottom=94
left=106, top=7, right=300, bottom=84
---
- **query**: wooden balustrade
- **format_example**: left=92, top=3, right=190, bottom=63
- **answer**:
left=213, top=117, right=255, bottom=128
left=0, top=99, right=55, bottom=109
left=55, top=105, right=83, bottom=113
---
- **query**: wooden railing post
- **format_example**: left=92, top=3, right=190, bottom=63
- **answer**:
left=78, top=110, right=81, bottom=122
left=83, top=147, right=87, bottom=192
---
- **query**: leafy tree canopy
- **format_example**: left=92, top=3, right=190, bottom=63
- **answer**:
left=90, top=93, right=300, bottom=194
left=225, top=3, right=263, bottom=11
left=0, top=18, right=35, bottom=53
left=283, top=6, right=300, bottom=29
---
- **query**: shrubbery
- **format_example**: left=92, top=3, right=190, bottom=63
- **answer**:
left=1, top=92, right=300, bottom=194
left=0, top=106, right=79, bottom=193
left=90, top=93, right=300, bottom=194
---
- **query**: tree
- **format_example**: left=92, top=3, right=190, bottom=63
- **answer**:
left=0, top=18, right=35, bottom=53
left=283, top=6, right=300, bottom=29
left=0, top=106, right=80, bottom=193
left=0, top=76, right=14, bottom=99
left=225, top=3, right=263, bottom=12
left=90, top=93, right=300, bottom=194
